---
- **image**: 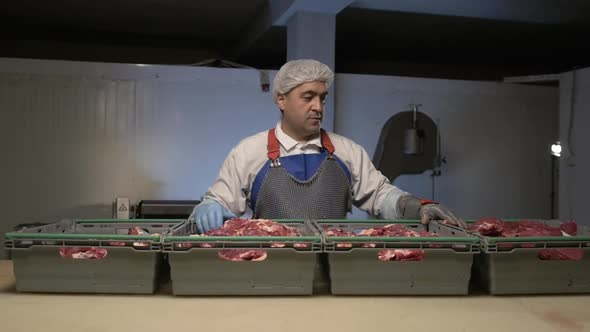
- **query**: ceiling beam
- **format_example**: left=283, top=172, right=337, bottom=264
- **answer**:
left=231, top=0, right=353, bottom=59
left=273, top=0, right=355, bottom=26
left=503, top=73, right=561, bottom=83
left=350, top=0, right=590, bottom=24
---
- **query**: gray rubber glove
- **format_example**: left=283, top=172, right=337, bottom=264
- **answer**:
left=396, top=194, right=467, bottom=228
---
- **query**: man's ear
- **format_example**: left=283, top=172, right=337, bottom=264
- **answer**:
left=275, top=94, right=287, bottom=111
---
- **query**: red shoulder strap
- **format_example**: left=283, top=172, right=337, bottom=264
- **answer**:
left=320, top=129, right=335, bottom=154
left=267, top=129, right=280, bottom=161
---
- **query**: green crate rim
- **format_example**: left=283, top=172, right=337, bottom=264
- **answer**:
left=75, top=218, right=184, bottom=224
left=4, top=218, right=184, bottom=240
left=164, top=236, right=321, bottom=243
left=5, top=233, right=159, bottom=240
left=461, top=218, right=590, bottom=244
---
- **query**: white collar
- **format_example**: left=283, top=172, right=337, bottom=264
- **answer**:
left=274, top=122, right=322, bottom=151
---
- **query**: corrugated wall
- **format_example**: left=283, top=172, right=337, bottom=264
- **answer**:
left=0, top=74, right=138, bottom=221
left=559, top=67, right=590, bottom=224
left=0, top=61, right=277, bottom=256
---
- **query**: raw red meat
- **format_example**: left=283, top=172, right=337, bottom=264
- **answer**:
left=378, top=249, right=425, bottom=261
left=205, top=218, right=301, bottom=237
left=218, top=249, right=267, bottom=261
left=174, top=234, right=214, bottom=249
left=324, top=228, right=353, bottom=236
left=127, top=226, right=144, bottom=235
left=128, top=226, right=150, bottom=248
left=175, top=219, right=309, bottom=258
left=560, top=221, right=577, bottom=236
left=174, top=242, right=195, bottom=249
left=470, top=219, right=573, bottom=237
left=325, top=228, right=354, bottom=248
left=108, top=226, right=154, bottom=247
left=539, top=248, right=584, bottom=261
left=59, top=247, right=107, bottom=259
left=468, top=218, right=503, bottom=236
left=538, top=248, right=584, bottom=261
left=501, top=220, right=562, bottom=237
left=376, top=249, right=397, bottom=261
left=470, top=218, right=583, bottom=260
left=325, top=224, right=438, bottom=261
left=212, top=219, right=307, bottom=260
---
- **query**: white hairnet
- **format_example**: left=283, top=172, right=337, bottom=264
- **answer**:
left=272, top=59, right=334, bottom=99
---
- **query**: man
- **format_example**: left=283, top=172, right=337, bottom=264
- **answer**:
left=191, top=59, right=465, bottom=233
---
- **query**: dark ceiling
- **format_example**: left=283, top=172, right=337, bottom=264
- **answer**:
left=3, top=0, right=590, bottom=81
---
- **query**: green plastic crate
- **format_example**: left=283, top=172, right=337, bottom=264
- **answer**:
left=163, top=219, right=322, bottom=296
left=4, top=218, right=183, bottom=294
left=317, top=219, right=480, bottom=295
left=459, top=219, right=590, bottom=295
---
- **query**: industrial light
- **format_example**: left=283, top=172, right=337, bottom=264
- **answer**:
left=551, top=141, right=562, bottom=157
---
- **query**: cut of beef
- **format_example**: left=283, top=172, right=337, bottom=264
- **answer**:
left=205, top=218, right=301, bottom=237
left=501, top=221, right=562, bottom=237
left=378, top=249, right=425, bottom=262
left=469, top=219, right=573, bottom=237
left=128, top=226, right=150, bottom=248
left=538, top=248, right=584, bottom=261
left=175, top=234, right=215, bottom=249
left=325, top=224, right=438, bottom=261
left=59, top=247, right=107, bottom=259
left=175, top=219, right=308, bottom=258
left=218, top=249, right=267, bottom=261
left=560, top=221, right=577, bottom=236
left=325, top=228, right=354, bottom=248
left=468, top=218, right=504, bottom=236
left=108, top=226, right=153, bottom=247
left=470, top=218, right=583, bottom=260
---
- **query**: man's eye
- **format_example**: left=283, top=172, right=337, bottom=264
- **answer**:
left=303, top=96, right=312, bottom=101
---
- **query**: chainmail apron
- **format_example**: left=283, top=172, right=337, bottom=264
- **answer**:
left=253, top=128, right=352, bottom=220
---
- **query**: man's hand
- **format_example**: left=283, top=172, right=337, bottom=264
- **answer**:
left=189, top=199, right=236, bottom=233
left=396, top=194, right=467, bottom=228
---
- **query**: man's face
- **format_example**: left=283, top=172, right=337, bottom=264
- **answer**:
left=276, top=81, right=328, bottom=140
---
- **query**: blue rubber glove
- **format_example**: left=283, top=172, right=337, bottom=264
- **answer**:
left=190, top=199, right=236, bottom=234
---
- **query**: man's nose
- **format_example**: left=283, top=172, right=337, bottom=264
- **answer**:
left=311, top=96, right=324, bottom=112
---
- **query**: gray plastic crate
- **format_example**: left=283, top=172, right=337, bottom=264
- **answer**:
left=163, top=219, right=322, bottom=295
left=461, top=219, right=590, bottom=294
left=4, top=218, right=183, bottom=294
left=317, top=219, right=480, bottom=295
